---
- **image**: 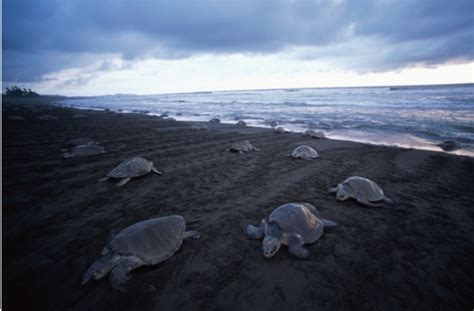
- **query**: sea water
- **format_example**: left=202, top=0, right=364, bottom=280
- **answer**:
left=59, top=84, right=474, bottom=156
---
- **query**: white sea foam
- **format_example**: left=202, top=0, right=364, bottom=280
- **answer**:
left=59, top=84, right=474, bottom=156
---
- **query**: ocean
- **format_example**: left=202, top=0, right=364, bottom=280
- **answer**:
left=59, top=84, right=474, bottom=156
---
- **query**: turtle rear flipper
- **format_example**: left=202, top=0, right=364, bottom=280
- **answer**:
left=116, top=177, right=131, bottom=187
left=183, top=230, right=200, bottom=240
left=321, top=219, right=337, bottom=228
left=109, top=257, right=143, bottom=291
left=98, top=176, right=109, bottom=182
left=82, top=253, right=121, bottom=285
left=151, top=166, right=162, bottom=175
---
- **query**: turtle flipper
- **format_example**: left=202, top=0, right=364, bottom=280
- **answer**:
left=183, top=230, right=200, bottom=240
left=245, top=224, right=264, bottom=240
left=98, top=177, right=109, bottom=182
left=287, top=234, right=309, bottom=259
left=355, top=195, right=383, bottom=207
left=253, top=146, right=261, bottom=152
left=321, top=219, right=337, bottom=228
left=328, top=185, right=339, bottom=194
left=151, top=166, right=162, bottom=175
left=116, top=177, right=131, bottom=187
left=109, top=256, right=144, bottom=291
left=82, top=253, right=121, bottom=285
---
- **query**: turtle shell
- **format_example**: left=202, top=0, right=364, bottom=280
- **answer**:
left=268, top=203, right=323, bottom=244
left=71, top=145, right=105, bottom=156
left=67, top=137, right=97, bottom=146
left=343, top=176, right=385, bottom=202
left=108, top=157, right=153, bottom=178
left=230, top=140, right=253, bottom=152
left=291, top=145, right=319, bottom=159
left=107, top=216, right=186, bottom=265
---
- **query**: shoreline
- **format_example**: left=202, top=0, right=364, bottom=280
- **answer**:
left=3, top=97, right=474, bottom=310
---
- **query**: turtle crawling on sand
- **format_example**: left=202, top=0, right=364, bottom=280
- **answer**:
left=274, top=127, right=286, bottom=134
left=209, top=118, right=221, bottom=123
left=437, top=140, right=460, bottom=152
left=8, top=115, right=25, bottom=121
left=37, top=114, right=58, bottom=120
left=190, top=123, right=208, bottom=130
left=62, top=145, right=105, bottom=158
left=72, top=113, right=88, bottom=119
left=245, top=202, right=336, bottom=259
left=236, top=120, right=247, bottom=126
left=229, top=140, right=260, bottom=153
left=99, top=157, right=162, bottom=186
left=304, top=130, right=325, bottom=139
left=67, top=137, right=98, bottom=147
left=82, top=215, right=200, bottom=291
left=328, top=176, right=393, bottom=207
left=289, top=145, right=319, bottom=160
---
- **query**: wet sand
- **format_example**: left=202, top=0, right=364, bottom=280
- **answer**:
left=2, top=98, right=474, bottom=310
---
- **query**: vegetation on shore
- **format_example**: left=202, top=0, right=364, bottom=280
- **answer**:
left=3, top=86, right=40, bottom=97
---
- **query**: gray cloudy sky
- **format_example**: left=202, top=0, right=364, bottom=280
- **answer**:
left=3, top=0, right=473, bottom=94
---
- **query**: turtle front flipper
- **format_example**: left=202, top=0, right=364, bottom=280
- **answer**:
left=98, top=176, right=110, bottom=182
left=82, top=253, right=122, bottom=285
left=109, top=256, right=144, bottom=291
left=328, top=185, right=339, bottom=194
left=245, top=219, right=267, bottom=240
left=116, top=177, right=131, bottom=187
left=287, top=234, right=309, bottom=259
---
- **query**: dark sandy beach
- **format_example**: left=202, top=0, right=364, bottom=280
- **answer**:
left=2, top=97, right=474, bottom=310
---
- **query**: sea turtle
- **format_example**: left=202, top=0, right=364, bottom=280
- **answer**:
left=328, top=176, right=393, bottom=207
left=190, top=123, right=208, bottom=130
left=274, top=127, right=286, bottom=134
left=8, top=115, right=25, bottom=121
left=62, top=145, right=106, bottom=158
left=264, top=119, right=278, bottom=128
left=72, top=113, right=88, bottom=119
left=304, top=130, right=325, bottom=139
left=289, top=145, right=320, bottom=160
left=209, top=118, right=221, bottom=123
left=437, top=140, right=460, bottom=152
left=229, top=140, right=260, bottom=153
left=67, top=137, right=98, bottom=147
left=236, top=120, right=247, bottom=126
left=82, top=215, right=200, bottom=291
left=37, top=114, right=58, bottom=120
left=245, top=202, right=336, bottom=259
left=98, top=157, right=162, bottom=186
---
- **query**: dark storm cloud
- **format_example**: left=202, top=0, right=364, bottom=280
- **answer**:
left=3, top=0, right=473, bottom=82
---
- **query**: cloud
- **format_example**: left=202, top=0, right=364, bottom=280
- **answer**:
left=3, top=0, right=473, bottom=83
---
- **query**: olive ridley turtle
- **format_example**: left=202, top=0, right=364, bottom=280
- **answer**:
left=437, top=140, right=460, bottom=152
left=82, top=215, right=200, bottom=291
left=245, top=202, right=336, bottom=259
left=328, top=176, right=393, bottom=207
left=289, top=145, right=320, bottom=160
left=99, top=157, right=162, bottom=186
left=62, top=145, right=106, bottom=158
left=229, top=140, right=260, bottom=153
left=304, top=130, right=325, bottom=139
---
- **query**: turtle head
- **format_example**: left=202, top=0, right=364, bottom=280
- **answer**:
left=262, top=235, right=281, bottom=258
left=336, top=184, right=351, bottom=201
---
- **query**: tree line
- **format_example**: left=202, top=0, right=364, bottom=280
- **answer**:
left=3, top=86, right=40, bottom=97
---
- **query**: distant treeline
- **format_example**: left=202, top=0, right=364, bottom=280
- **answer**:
left=3, top=86, right=40, bottom=97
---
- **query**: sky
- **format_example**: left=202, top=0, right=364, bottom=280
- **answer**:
left=2, top=0, right=474, bottom=96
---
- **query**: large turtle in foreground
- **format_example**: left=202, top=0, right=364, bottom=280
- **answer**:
left=99, top=157, right=162, bottom=186
left=245, top=203, right=336, bottom=259
left=328, top=176, right=393, bottom=207
left=289, top=145, right=319, bottom=160
left=82, top=215, right=200, bottom=291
